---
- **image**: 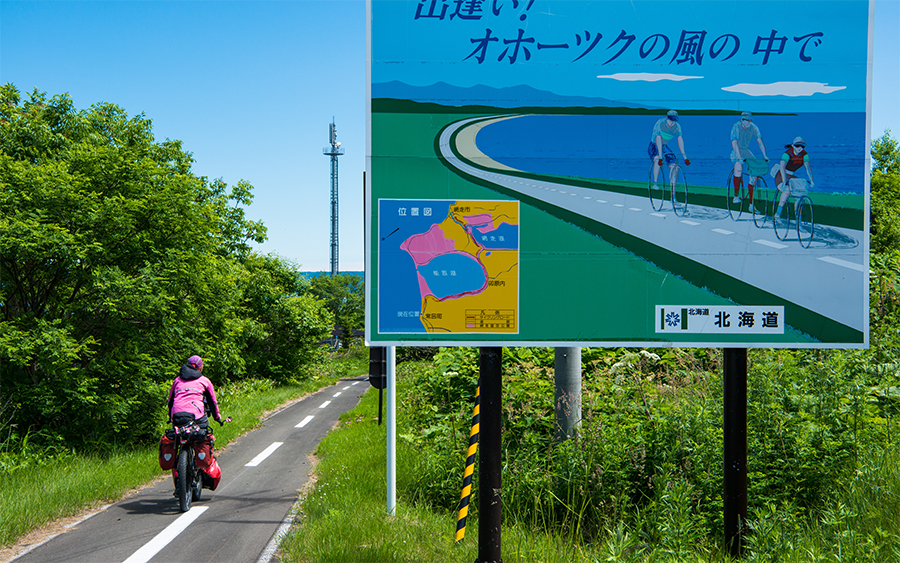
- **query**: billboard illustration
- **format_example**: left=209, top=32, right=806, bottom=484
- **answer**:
left=366, top=0, right=872, bottom=347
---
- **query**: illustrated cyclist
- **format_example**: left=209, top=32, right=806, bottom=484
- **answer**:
left=730, top=111, right=769, bottom=204
left=168, top=355, right=223, bottom=432
left=649, top=110, right=691, bottom=191
left=772, top=136, right=815, bottom=219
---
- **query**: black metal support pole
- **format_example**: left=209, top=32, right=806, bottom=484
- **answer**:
left=477, top=347, right=503, bottom=563
left=723, top=348, right=748, bottom=558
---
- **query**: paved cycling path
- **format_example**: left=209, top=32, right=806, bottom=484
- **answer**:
left=442, top=116, right=867, bottom=336
left=8, top=377, right=370, bottom=563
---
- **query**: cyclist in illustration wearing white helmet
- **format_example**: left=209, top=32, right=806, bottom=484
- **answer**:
left=730, top=111, right=769, bottom=204
left=772, top=136, right=815, bottom=219
left=649, top=110, right=691, bottom=191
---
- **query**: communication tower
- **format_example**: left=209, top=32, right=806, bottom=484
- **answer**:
left=323, top=120, right=344, bottom=276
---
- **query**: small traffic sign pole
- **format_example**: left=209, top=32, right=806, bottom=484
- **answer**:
left=723, top=348, right=748, bottom=558
left=477, top=347, right=503, bottom=563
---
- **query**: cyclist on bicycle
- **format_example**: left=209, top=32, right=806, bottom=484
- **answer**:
left=649, top=110, right=691, bottom=190
left=772, top=136, right=815, bottom=219
left=730, top=111, right=769, bottom=204
left=168, top=355, right=223, bottom=431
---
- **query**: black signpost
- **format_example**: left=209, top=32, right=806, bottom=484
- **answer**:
left=477, top=347, right=503, bottom=563
left=368, top=346, right=387, bottom=425
left=723, top=348, right=748, bottom=557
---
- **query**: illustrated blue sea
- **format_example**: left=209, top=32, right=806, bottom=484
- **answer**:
left=475, top=113, right=866, bottom=195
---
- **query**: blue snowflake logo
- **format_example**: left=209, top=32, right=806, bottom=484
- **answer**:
left=666, top=311, right=681, bottom=327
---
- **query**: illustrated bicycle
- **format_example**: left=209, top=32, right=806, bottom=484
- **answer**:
left=773, top=178, right=815, bottom=248
left=648, top=160, right=688, bottom=217
left=726, top=158, right=769, bottom=224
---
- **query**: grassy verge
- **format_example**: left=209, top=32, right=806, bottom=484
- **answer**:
left=0, top=367, right=354, bottom=547
left=278, top=385, right=611, bottom=563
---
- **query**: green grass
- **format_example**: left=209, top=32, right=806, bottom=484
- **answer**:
left=0, top=371, right=349, bottom=547
left=279, top=386, right=616, bottom=563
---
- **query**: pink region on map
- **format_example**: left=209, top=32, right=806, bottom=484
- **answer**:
left=415, top=271, right=433, bottom=298
left=400, top=224, right=457, bottom=266
left=464, top=213, right=496, bottom=233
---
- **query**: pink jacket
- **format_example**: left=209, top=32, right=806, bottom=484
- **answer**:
left=168, top=364, right=221, bottom=421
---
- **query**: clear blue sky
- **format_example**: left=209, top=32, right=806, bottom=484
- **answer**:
left=2, top=0, right=898, bottom=271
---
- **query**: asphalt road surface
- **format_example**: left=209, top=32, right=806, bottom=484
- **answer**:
left=10, top=377, right=369, bottom=563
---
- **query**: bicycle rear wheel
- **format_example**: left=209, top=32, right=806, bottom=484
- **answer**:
left=672, top=165, right=688, bottom=217
left=726, top=171, right=745, bottom=220
left=774, top=196, right=793, bottom=241
left=796, top=196, right=814, bottom=248
left=176, top=449, right=192, bottom=512
left=752, top=178, right=770, bottom=228
left=649, top=163, right=666, bottom=211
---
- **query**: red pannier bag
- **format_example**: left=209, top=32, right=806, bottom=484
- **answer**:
left=158, top=434, right=176, bottom=470
left=194, top=433, right=215, bottom=469
left=201, top=457, right=221, bottom=490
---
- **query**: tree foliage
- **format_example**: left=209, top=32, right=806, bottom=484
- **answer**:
left=871, top=131, right=900, bottom=254
left=0, top=85, right=332, bottom=448
left=309, top=273, right=364, bottom=347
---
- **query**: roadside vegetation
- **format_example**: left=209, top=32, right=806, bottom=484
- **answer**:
left=281, top=133, right=900, bottom=561
left=2, top=81, right=898, bottom=561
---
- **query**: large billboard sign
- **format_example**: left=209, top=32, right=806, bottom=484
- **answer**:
left=366, top=0, right=872, bottom=347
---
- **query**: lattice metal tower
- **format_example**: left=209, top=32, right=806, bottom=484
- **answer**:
left=323, top=120, right=344, bottom=276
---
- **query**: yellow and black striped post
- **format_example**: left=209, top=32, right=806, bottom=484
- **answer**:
left=455, top=382, right=480, bottom=543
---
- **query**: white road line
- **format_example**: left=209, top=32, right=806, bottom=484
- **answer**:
left=818, top=256, right=867, bottom=272
left=245, top=442, right=283, bottom=467
left=342, top=386, right=350, bottom=390
left=318, top=400, right=332, bottom=409
left=680, top=220, right=701, bottom=226
left=295, top=415, right=314, bottom=428
left=650, top=212, right=667, bottom=218
left=122, top=507, right=209, bottom=563
left=333, top=392, right=342, bottom=397
left=712, top=228, right=735, bottom=235
left=613, top=203, right=625, bottom=207
left=754, top=239, right=789, bottom=249
left=596, top=199, right=608, bottom=203
left=351, top=381, right=360, bottom=386
left=628, top=207, right=643, bottom=212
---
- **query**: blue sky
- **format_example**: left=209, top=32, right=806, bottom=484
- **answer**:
left=2, top=0, right=897, bottom=271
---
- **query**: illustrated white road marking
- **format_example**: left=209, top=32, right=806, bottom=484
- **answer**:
left=628, top=207, right=642, bottom=212
left=680, top=220, right=701, bottom=226
left=712, top=228, right=735, bottom=235
left=122, top=506, right=209, bottom=563
left=650, top=212, right=667, bottom=218
left=818, top=256, right=867, bottom=272
left=318, top=400, right=332, bottom=409
left=613, top=203, right=625, bottom=207
left=245, top=442, right=284, bottom=467
left=753, top=239, right=789, bottom=249
left=295, top=415, right=314, bottom=428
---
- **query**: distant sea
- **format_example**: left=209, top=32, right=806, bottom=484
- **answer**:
left=475, top=113, right=867, bottom=194
left=301, top=271, right=364, bottom=278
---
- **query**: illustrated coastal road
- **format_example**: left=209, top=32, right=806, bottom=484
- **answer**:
left=7, top=378, right=369, bottom=563
left=440, top=116, right=868, bottom=337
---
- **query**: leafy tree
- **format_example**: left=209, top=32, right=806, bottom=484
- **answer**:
left=0, top=85, right=329, bottom=447
left=871, top=131, right=900, bottom=255
left=309, top=274, right=364, bottom=348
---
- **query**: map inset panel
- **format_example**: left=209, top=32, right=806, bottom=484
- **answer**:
left=378, top=200, right=519, bottom=334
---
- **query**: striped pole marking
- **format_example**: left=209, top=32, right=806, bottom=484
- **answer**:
left=455, top=383, right=480, bottom=543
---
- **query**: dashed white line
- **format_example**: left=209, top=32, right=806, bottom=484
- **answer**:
left=754, top=239, right=789, bottom=249
left=680, top=220, right=701, bottom=226
left=246, top=442, right=283, bottom=467
left=712, top=228, right=735, bottom=235
left=613, top=203, right=625, bottom=208
left=596, top=199, right=608, bottom=203
left=818, top=256, right=867, bottom=272
left=628, top=207, right=643, bottom=212
left=650, top=212, right=667, bottom=218
left=351, top=381, right=360, bottom=386
left=342, top=386, right=350, bottom=390
left=295, top=415, right=314, bottom=428
left=333, top=392, right=342, bottom=397
left=122, top=507, right=209, bottom=563
left=318, top=400, right=332, bottom=409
